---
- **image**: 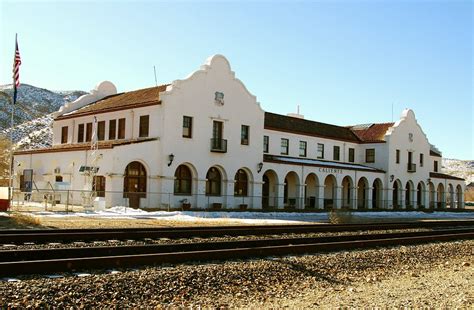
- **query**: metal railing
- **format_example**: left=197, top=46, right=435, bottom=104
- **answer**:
left=6, top=187, right=466, bottom=213
left=210, top=138, right=227, bottom=153
left=407, top=163, right=417, bottom=172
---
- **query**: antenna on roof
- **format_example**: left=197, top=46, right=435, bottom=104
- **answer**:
left=391, top=102, right=394, bottom=122
left=153, top=66, right=158, bottom=87
left=297, top=104, right=300, bottom=115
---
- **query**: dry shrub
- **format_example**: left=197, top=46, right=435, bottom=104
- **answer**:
left=328, top=209, right=354, bottom=224
left=11, top=212, right=41, bottom=227
left=465, top=190, right=474, bottom=203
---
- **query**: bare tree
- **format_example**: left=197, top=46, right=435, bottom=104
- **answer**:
left=0, top=137, right=11, bottom=186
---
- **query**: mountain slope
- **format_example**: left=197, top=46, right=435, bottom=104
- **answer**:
left=0, top=84, right=86, bottom=149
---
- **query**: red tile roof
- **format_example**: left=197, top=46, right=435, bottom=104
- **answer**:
left=56, top=84, right=169, bottom=120
left=429, top=172, right=465, bottom=181
left=264, top=112, right=361, bottom=143
left=14, top=138, right=157, bottom=155
left=348, top=123, right=394, bottom=143
left=430, top=149, right=442, bottom=157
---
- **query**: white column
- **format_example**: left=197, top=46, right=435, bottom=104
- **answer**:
left=423, top=188, right=430, bottom=209
left=317, top=185, right=325, bottom=210
left=196, top=178, right=207, bottom=209
left=401, top=189, right=406, bottom=209
left=225, top=180, right=234, bottom=209
left=299, top=184, right=306, bottom=209
left=334, top=186, right=342, bottom=209
left=367, top=187, right=373, bottom=210
left=252, top=180, right=264, bottom=209
left=277, top=183, right=285, bottom=210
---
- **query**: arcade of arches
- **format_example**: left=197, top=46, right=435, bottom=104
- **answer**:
left=260, top=169, right=465, bottom=210
left=120, top=161, right=465, bottom=210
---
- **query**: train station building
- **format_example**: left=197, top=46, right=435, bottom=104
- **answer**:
left=13, top=55, right=465, bottom=210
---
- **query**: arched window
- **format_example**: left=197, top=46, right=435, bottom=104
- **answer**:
left=123, top=161, right=147, bottom=198
left=234, top=169, right=248, bottom=196
left=174, top=165, right=192, bottom=194
left=206, top=167, right=221, bottom=196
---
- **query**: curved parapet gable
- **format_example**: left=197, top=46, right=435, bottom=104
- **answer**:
left=160, top=54, right=262, bottom=111
left=385, top=108, right=429, bottom=142
left=53, top=81, right=117, bottom=118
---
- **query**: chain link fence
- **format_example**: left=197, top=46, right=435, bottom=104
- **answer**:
left=4, top=187, right=465, bottom=214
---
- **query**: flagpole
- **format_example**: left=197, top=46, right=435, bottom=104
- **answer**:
left=8, top=90, right=14, bottom=208
left=9, top=33, right=21, bottom=208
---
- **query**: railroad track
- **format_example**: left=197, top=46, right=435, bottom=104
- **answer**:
left=2, top=220, right=474, bottom=244
left=1, top=228, right=473, bottom=276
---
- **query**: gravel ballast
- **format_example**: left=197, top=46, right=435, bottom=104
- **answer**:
left=1, top=240, right=472, bottom=308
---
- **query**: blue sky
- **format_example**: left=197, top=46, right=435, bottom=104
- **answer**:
left=1, top=0, right=472, bottom=159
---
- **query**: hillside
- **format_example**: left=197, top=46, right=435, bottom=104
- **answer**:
left=0, top=84, right=86, bottom=149
left=442, top=158, right=474, bottom=185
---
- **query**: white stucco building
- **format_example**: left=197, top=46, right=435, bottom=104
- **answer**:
left=13, top=55, right=465, bottom=210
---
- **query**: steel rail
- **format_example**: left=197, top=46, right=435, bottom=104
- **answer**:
left=1, top=220, right=474, bottom=244
left=0, top=229, right=472, bottom=276
left=1, top=228, right=473, bottom=263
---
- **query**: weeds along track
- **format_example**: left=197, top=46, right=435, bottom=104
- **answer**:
left=1, top=220, right=474, bottom=244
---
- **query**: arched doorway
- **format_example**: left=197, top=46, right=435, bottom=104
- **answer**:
left=174, top=165, right=193, bottom=195
left=206, top=167, right=222, bottom=196
left=437, top=183, right=445, bottom=208
left=234, top=169, right=249, bottom=197
left=392, top=179, right=402, bottom=209
left=372, top=178, right=383, bottom=209
left=284, top=171, right=300, bottom=208
left=123, top=161, right=147, bottom=209
left=323, top=175, right=337, bottom=210
left=357, top=177, right=369, bottom=209
left=262, top=170, right=278, bottom=209
left=341, top=176, right=354, bottom=209
left=417, top=182, right=425, bottom=208
left=304, top=173, right=319, bottom=209
left=405, top=181, right=414, bottom=208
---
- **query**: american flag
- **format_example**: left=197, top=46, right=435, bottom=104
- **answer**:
left=12, top=35, right=21, bottom=105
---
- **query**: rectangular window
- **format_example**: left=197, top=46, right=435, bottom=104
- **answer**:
left=61, top=126, right=68, bottom=144
left=85, top=122, right=93, bottom=142
left=317, top=143, right=324, bottom=159
left=108, top=119, right=116, bottom=140
left=420, top=153, right=424, bottom=167
left=77, top=124, right=84, bottom=143
left=263, top=135, right=269, bottom=153
left=408, top=151, right=413, bottom=165
left=139, top=115, right=149, bottom=138
left=281, top=138, right=289, bottom=155
left=299, top=141, right=307, bottom=157
left=241, top=125, right=250, bottom=145
left=396, top=149, right=400, bottom=164
left=182, top=116, right=192, bottom=138
left=366, top=149, right=375, bottom=163
left=93, top=176, right=106, bottom=198
left=434, top=160, right=438, bottom=172
left=348, top=148, right=355, bottom=163
left=213, top=121, right=223, bottom=140
left=333, top=146, right=340, bottom=161
left=118, top=118, right=126, bottom=139
left=97, top=121, right=105, bottom=141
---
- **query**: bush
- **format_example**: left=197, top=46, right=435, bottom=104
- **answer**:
left=11, top=212, right=41, bottom=227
